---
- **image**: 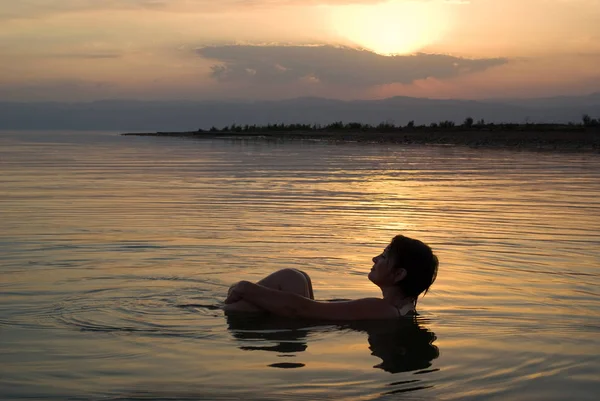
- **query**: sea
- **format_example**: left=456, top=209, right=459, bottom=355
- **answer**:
left=1, top=130, right=599, bottom=400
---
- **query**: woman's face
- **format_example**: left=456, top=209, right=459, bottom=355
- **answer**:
left=368, top=245, right=398, bottom=287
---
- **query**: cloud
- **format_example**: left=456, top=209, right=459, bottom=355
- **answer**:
left=48, top=52, right=123, bottom=59
left=0, top=79, right=118, bottom=102
left=0, top=0, right=465, bottom=20
left=198, top=45, right=508, bottom=86
left=0, top=1, right=331, bottom=18
left=0, top=1, right=166, bottom=20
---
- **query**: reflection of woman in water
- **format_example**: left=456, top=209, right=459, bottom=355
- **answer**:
left=226, top=314, right=439, bottom=373
left=225, top=235, right=438, bottom=320
left=353, top=319, right=439, bottom=373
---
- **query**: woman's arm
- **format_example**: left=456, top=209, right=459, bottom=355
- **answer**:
left=226, top=281, right=397, bottom=320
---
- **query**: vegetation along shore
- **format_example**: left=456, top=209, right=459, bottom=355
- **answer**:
left=123, top=116, right=600, bottom=151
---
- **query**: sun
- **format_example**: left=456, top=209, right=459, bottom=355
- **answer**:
left=328, top=0, right=450, bottom=56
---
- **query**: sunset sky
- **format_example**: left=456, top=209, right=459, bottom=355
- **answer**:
left=1, top=0, right=599, bottom=101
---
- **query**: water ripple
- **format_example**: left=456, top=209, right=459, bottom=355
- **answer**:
left=1, top=132, right=599, bottom=401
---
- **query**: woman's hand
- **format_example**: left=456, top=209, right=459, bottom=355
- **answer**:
left=224, top=280, right=250, bottom=304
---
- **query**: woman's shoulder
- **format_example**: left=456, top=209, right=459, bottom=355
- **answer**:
left=310, top=298, right=403, bottom=320
left=343, top=298, right=416, bottom=318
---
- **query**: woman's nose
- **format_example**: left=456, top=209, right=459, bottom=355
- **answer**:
left=372, top=256, right=378, bottom=263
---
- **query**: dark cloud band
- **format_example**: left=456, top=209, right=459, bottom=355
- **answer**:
left=198, top=45, right=508, bottom=86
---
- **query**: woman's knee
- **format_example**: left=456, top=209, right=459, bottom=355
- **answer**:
left=280, top=268, right=308, bottom=279
left=291, top=269, right=314, bottom=299
left=258, top=268, right=312, bottom=297
left=264, top=268, right=305, bottom=282
left=281, top=268, right=314, bottom=299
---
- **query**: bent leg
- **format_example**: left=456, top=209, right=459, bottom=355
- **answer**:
left=257, top=268, right=314, bottom=299
left=293, top=269, right=314, bottom=300
left=224, top=268, right=315, bottom=313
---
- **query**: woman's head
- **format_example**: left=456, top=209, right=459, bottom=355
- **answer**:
left=369, top=235, right=438, bottom=298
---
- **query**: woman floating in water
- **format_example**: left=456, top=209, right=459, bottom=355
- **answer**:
left=224, top=235, right=438, bottom=320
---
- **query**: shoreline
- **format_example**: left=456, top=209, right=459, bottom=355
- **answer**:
left=122, top=127, right=600, bottom=152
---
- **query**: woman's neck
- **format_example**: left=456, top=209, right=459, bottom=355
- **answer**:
left=380, top=286, right=415, bottom=307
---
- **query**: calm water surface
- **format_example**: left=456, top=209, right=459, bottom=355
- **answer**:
left=1, top=131, right=599, bottom=400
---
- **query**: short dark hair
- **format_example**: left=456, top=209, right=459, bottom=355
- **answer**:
left=388, top=235, right=438, bottom=298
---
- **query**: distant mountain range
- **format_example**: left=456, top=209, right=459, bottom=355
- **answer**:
left=1, top=93, right=599, bottom=131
